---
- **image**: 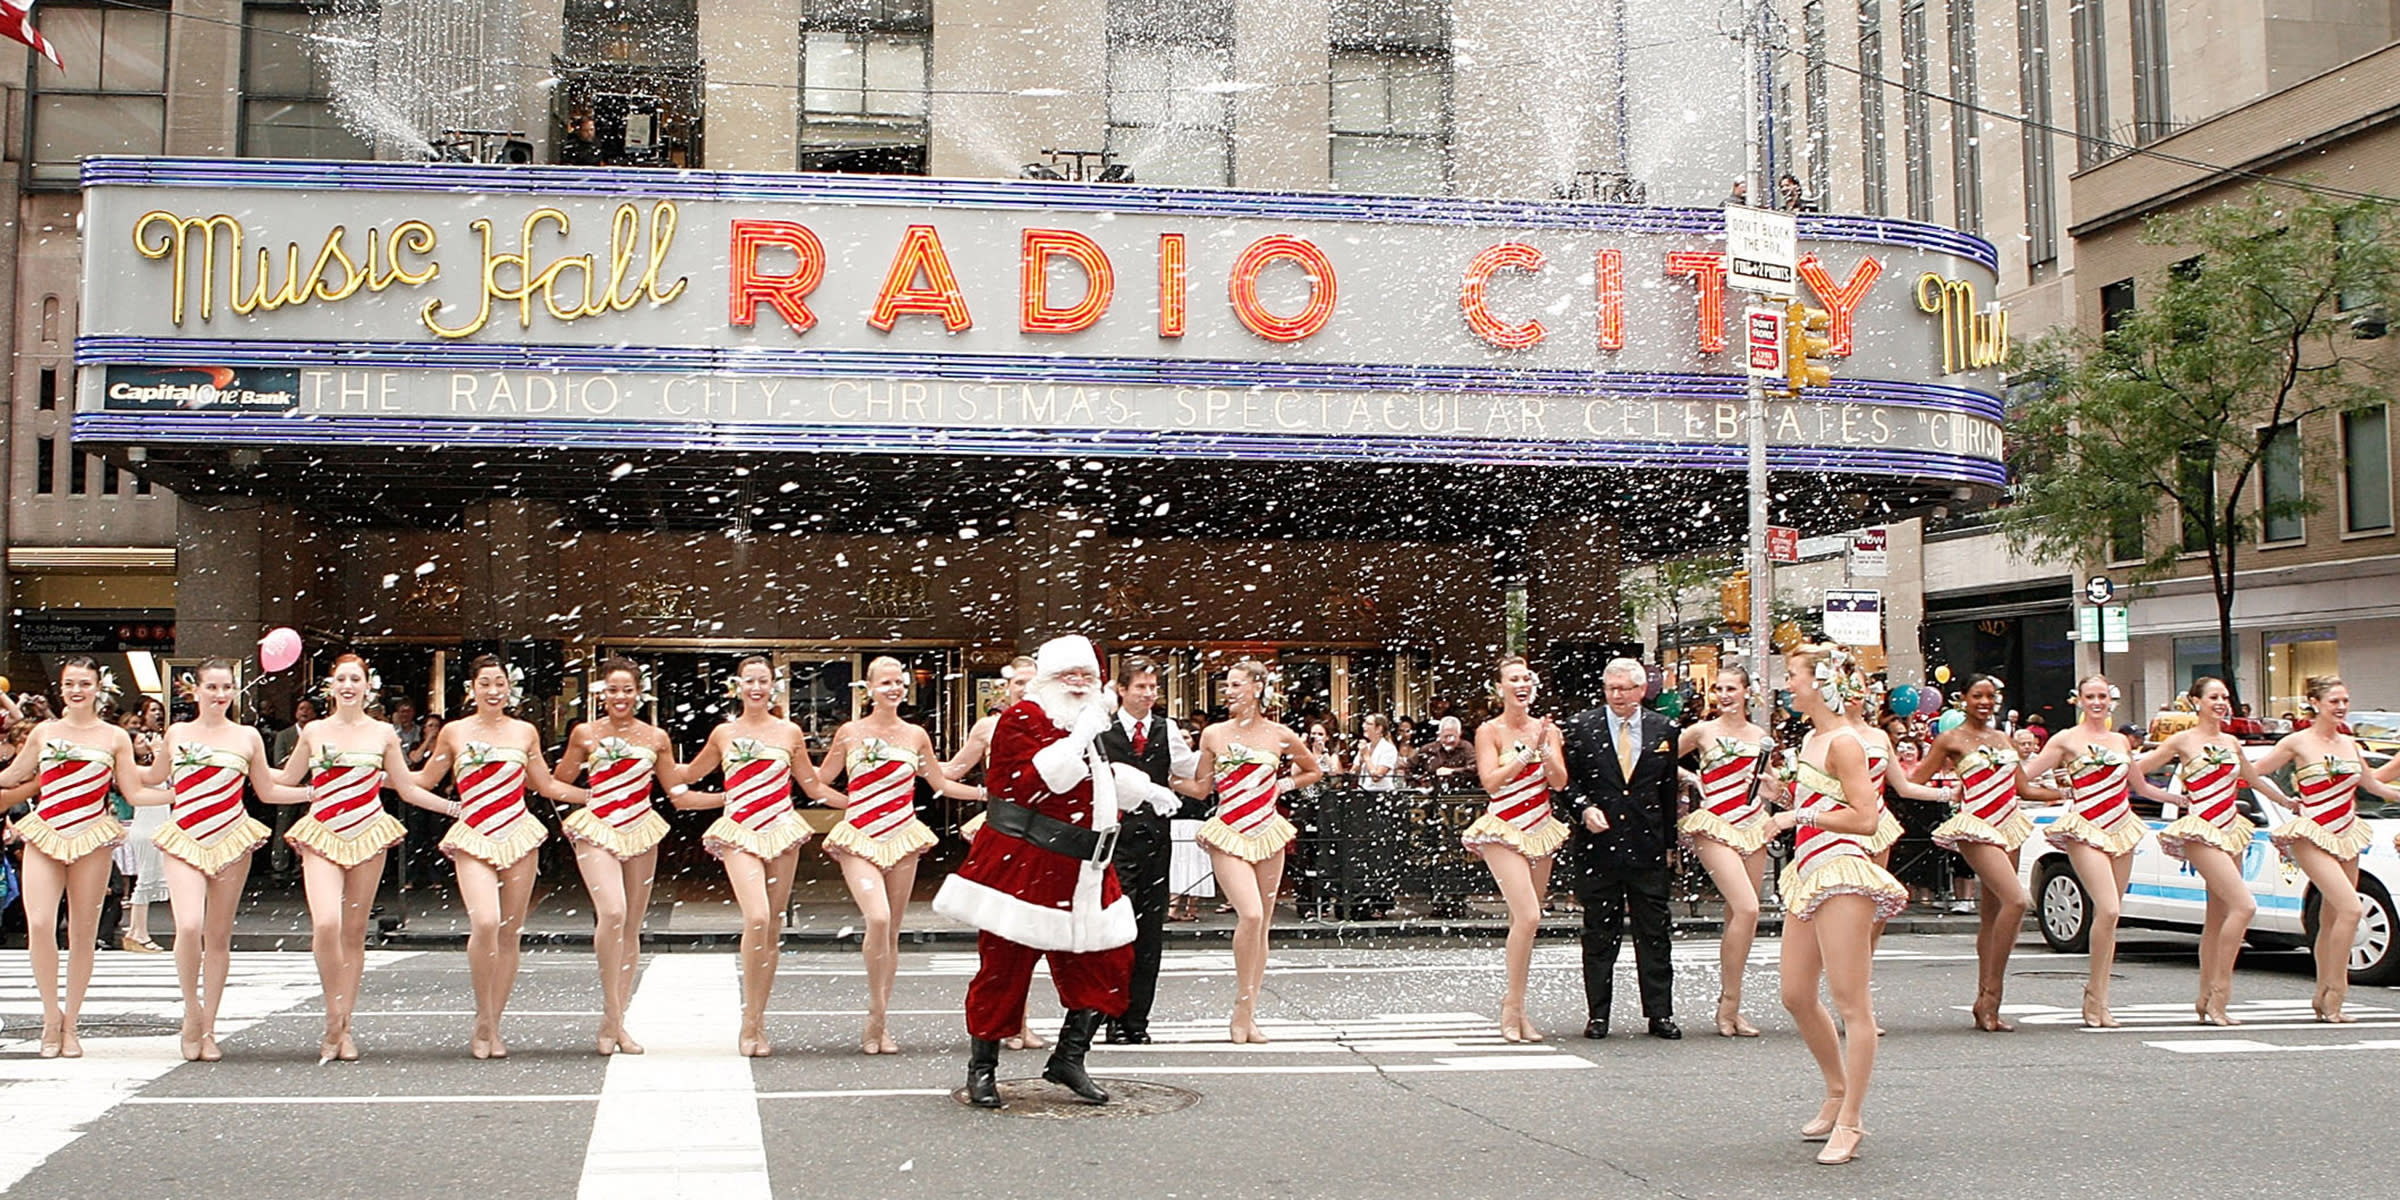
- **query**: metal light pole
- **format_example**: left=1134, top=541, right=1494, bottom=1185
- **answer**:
left=1742, top=0, right=1775, bottom=706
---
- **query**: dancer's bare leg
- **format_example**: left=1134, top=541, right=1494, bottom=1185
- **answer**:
left=1954, top=842, right=2028, bottom=1031
left=2062, top=841, right=2133, bottom=1027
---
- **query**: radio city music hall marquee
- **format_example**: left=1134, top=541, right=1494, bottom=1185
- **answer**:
left=73, top=158, right=2009, bottom=484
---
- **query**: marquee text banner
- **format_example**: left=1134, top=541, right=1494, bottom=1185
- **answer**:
left=73, top=159, right=2007, bottom=480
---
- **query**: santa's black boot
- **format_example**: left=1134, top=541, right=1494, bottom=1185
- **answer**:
left=966, top=1039, right=1004, bottom=1109
left=1042, top=1010, right=1111, bottom=1104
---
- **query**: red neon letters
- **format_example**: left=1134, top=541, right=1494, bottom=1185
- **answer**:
left=1797, top=253, right=1884, bottom=357
left=1460, top=242, right=1547, bottom=350
left=1019, top=229, right=1115, bottom=334
left=1664, top=251, right=1730, bottom=354
left=869, top=224, right=973, bottom=332
left=1227, top=235, right=1338, bottom=342
left=728, top=220, right=825, bottom=331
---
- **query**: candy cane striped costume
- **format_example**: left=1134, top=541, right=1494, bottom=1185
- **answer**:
left=1862, top=739, right=1906, bottom=855
left=1196, top=740, right=1296, bottom=863
left=563, top=737, right=669, bottom=859
left=1931, top=742, right=2033, bottom=852
left=1676, top=735, right=1773, bottom=855
left=14, top=739, right=126, bottom=863
left=2155, top=742, right=2255, bottom=861
left=438, top=742, right=549, bottom=870
left=2270, top=754, right=2375, bottom=861
left=288, top=746, right=407, bottom=868
left=150, top=742, right=272, bottom=876
left=2045, top=742, right=2146, bottom=856
left=702, top=738, right=810, bottom=860
left=823, top=737, right=938, bottom=870
left=1464, top=739, right=1571, bottom=858
left=1776, top=728, right=1908, bottom=922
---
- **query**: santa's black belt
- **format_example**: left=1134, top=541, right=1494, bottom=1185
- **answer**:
left=984, top=801, right=1119, bottom=865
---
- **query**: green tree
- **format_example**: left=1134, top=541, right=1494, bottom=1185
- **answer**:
left=2003, top=187, right=2398, bottom=706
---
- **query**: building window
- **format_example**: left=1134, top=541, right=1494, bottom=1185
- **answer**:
left=69, top=448, right=89, bottom=496
left=2068, top=0, right=2109, bottom=168
left=1106, top=0, right=1233, bottom=187
left=800, top=0, right=930, bottom=175
left=2100, top=278, right=2135, bottom=333
left=1858, top=2, right=1888, bottom=216
left=28, top=2, right=169, bottom=185
left=1899, top=0, right=1933, bottom=224
left=241, top=3, right=372, bottom=159
left=38, top=366, right=57, bottom=411
left=2263, top=630, right=2338, bottom=723
left=2338, top=214, right=2378, bottom=313
left=35, top=437, right=55, bottom=495
left=560, top=0, right=705, bottom=168
left=2343, top=406, right=2393, bottom=533
left=2129, top=0, right=2171, bottom=143
left=2108, top=510, right=2143, bottom=564
left=1328, top=0, right=1448, bottom=195
left=1945, top=0, right=1981, bottom=234
left=1804, top=1, right=1829, bottom=202
left=2259, top=421, right=2303, bottom=544
left=2017, top=0, right=2056, bottom=268
left=2174, top=635, right=2229, bottom=693
left=2177, top=444, right=2215, bottom=553
left=102, top=459, right=121, bottom=496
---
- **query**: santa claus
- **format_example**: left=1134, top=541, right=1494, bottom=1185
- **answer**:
left=932, top=635, right=1137, bottom=1108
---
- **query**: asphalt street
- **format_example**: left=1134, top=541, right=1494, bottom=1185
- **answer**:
left=0, top=930, right=2381, bottom=1199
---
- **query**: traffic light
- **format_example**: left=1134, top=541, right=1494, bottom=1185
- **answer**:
left=1721, top=571, right=1751, bottom=629
left=1785, top=300, right=1834, bottom=395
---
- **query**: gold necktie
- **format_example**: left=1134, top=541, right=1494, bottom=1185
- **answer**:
left=1615, top=721, right=1634, bottom=775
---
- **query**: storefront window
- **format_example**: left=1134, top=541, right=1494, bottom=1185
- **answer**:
left=2263, top=630, right=2337, bottom=724
left=2174, top=635, right=2230, bottom=694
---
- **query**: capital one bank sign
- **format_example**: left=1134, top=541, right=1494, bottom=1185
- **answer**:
left=74, top=158, right=2006, bottom=487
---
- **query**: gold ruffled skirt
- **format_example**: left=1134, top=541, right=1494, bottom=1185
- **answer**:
left=1463, top=813, right=1572, bottom=859
left=703, top=813, right=810, bottom=861
left=287, top=812, right=407, bottom=869
left=1197, top=813, right=1297, bottom=863
left=1931, top=808, right=2033, bottom=853
left=1864, top=808, right=1904, bottom=855
left=150, top=816, right=271, bottom=877
left=1678, top=809, right=1773, bottom=856
left=439, top=814, right=549, bottom=871
left=823, top=817, right=938, bottom=870
left=2271, top=816, right=2375, bottom=862
left=2046, top=810, right=2148, bottom=856
left=563, top=806, right=669, bottom=859
left=12, top=812, right=126, bottom=865
left=2156, top=813, right=2256, bottom=861
left=1778, top=855, right=1909, bottom=923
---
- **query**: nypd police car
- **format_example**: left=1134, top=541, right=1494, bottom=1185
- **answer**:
left=2017, top=746, right=2400, bottom=985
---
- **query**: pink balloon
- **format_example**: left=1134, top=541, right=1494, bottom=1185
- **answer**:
left=259, top=627, right=303, bottom=674
left=1915, top=686, right=1943, bottom=716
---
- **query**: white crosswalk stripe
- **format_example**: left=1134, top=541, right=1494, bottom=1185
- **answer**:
left=0, top=948, right=414, bottom=1192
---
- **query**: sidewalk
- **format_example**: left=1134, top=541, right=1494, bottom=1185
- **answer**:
left=198, top=872, right=1997, bottom=952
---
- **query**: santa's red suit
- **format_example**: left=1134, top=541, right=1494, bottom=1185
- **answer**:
left=932, top=686, right=1137, bottom=1043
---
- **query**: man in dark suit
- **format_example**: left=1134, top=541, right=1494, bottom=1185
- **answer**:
left=1097, top=656, right=1197, bottom=1044
left=1555, top=657, right=1683, bottom=1040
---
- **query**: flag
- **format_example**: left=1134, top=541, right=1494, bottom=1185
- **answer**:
left=0, top=1, right=63, bottom=71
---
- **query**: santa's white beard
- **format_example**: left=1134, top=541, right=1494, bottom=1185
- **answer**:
left=1027, top=677, right=1097, bottom=729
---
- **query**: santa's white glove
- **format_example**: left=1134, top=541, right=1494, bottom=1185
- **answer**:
left=1109, top=762, right=1154, bottom=809
left=1070, top=698, right=1115, bottom=744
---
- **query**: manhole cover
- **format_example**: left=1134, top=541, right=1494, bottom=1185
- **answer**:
left=949, top=1077, right=1200, bottom=1118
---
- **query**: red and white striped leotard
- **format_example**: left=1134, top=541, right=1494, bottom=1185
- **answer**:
left=1197, top=740, right=1296, bottom=862
left=1464, top=740, right=1571, bottom=858
left=563, top=737, right=668, bottom=859
left=1677, top=736, right=1772, bottom=854
left=289, top=747, right=406, bottom=867
left=439, top=742, right=548, bottom=870
left=1862, top=740, right=1905, bottom=855
left=702, top=738, right=810, bottom=860
left=2271, top=754, right=2375, bottom=861
left=2046, top=742, right=2145, bottom=856
left=16, top=738, right=126, bottom=862
left=1776, top=728, right=1907, bottom=922
left=823, top=738, right=938, bottom=869
left=2156, top=743, right=2254, bottom=861
left=153, top=742, right=272, bottom=875
left=1931, top=742, right=2032, bottom=851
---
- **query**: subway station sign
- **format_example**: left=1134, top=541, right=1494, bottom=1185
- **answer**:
left=74, top=158, right=2007, bottom=485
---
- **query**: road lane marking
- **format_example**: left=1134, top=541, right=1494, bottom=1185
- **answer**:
left=2144, top=1038, right=2400, bottom=1055
left=576, top=956, right=769, bottom=1200
left=0, top=950, right=410, bottom=1192
left=131, top=1093, right=605, bottom=1105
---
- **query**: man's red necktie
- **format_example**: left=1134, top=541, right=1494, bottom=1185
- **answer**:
left=1133, top=720, right=1148, bottom=756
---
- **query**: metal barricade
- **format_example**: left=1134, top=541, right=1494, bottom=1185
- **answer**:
left=1290, top=785, right=1494, bottom=920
